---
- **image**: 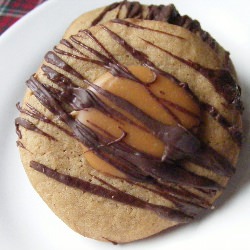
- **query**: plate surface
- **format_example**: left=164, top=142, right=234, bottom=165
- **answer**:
left=0, top=0, right=250, bottom=249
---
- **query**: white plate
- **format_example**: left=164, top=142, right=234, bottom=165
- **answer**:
left=0, top=0, right=250, bottom=249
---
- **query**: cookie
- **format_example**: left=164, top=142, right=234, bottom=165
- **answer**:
left=15, top=1, right=243, bottom=244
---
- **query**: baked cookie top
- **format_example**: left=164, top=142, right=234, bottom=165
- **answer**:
left=15, top=1, right=243, bottom=244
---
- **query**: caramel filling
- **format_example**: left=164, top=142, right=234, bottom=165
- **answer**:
left=76, top=66, right=200, bottom=178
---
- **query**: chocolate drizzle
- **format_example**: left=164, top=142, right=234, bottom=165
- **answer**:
left=90, top=1, right=219, bottom=51
left=16, top=102, right=73, bottom=137
left=27, top=75, right=223, bottom=190
left=27, top=66, right=235, bottom=189
left=91, top=2, right=121, bottom=26
left=112, top=19, right=185, bottom=39
left=136, top=39, right=243, bottom=142
left=99, top=24, right=199, bottom=103
left=16, top=2, right=243, bottom=223
left=16, top=140, right=26, bottom=149
left=30, top=161, right=192, bottom=222
left=15, top=117, right=56, bottom=141
left=140, top=37, right=242, bottom=111
left=203, top=103, right=242, bottom=145
left=194, top=65, right=243, bottom=111
left=45, top=51, right=84, bottom=80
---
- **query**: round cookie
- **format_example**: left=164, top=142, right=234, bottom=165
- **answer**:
left=16, top=3, right=243, bottom=244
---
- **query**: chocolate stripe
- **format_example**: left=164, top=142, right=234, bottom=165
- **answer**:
left=202, top=103, right=242, bottom=146
left=15, top=117, right=56, bottom=141
left=83, top=81, right=201, bottom=159
left=111, top=19, right=185, bottom=40
left=41, top=65, right=78, bottom=88
left=26, top=76, right=154, bottom=181
left=141, top=38, right=242, bottom=111
left=60, top=39, right=88, bottom=57
left=45, top=51, right=84, bottom=80
left=72, top=30, right=182, bottom=124
left=90, top=1, right=219, bottom=51
left=30, top=160, right=192, bottom=222
left=80, top=29, right=143, bottom=83
left=16, top=140, right=26, bottom=150
left=17, top=102, right=73, bottom=137
left=43, top=45, right=234, bottom=177
left=27, top=75, right=222, bottom=190
left=94, top=175, right=211, bottom=217
left=140, top=39, right=242, bottom=143
left=159, top=97, right=200, bottom=120
left=53, top=46, right=105, bottom=68
left=91, top=2, right=121, bottom=26
left=100, top=24, right=197, bottom=100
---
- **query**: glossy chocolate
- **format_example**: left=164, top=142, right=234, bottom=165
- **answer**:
left=26, top=75, right=223, bottom=190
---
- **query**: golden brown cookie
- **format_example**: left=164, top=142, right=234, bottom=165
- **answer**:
left=15, top=1, right=243, bottom=244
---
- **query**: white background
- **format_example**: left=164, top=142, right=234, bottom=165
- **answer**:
left=0, top=0, right=250, bottom=249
